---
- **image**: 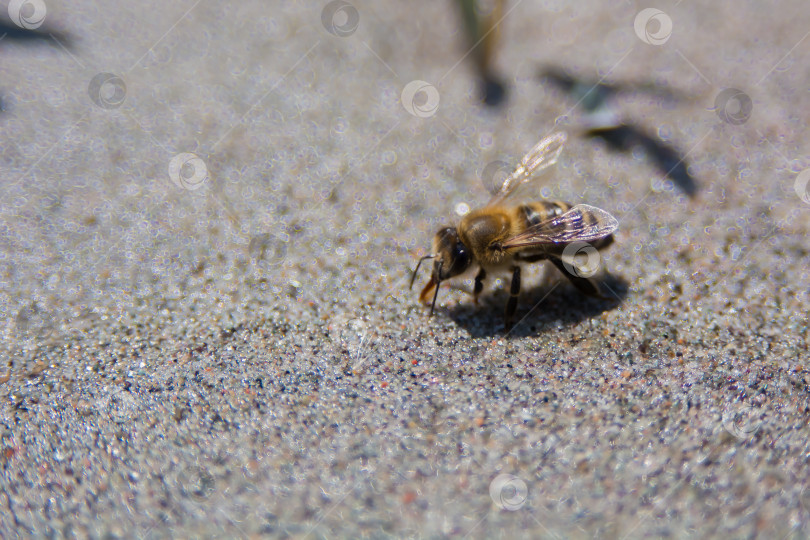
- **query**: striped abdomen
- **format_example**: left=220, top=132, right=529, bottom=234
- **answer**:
left=518, top=201, right=572, bottom=227
left=517, top=201, right=614, bottom=251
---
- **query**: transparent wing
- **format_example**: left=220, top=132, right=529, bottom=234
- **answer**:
left=501, top=204, right=618, bottom=249
left=486, top=131, right=567, bottom=207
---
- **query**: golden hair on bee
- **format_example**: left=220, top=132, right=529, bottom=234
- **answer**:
left=410, top=132, right=619, bottom=331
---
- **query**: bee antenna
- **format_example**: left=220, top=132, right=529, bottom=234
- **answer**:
left=409, top=254, right=435, bottom=290
left=429, top=262, right=443, bottom=316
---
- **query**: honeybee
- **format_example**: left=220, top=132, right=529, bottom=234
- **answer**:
left=410, top=132, right=619, bottom=330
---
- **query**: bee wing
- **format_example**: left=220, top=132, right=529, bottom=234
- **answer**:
left=486, top=132, right=567, bottom=207
left=501, top=204, right=619, bottom=249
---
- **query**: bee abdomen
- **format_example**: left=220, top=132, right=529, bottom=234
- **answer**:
left=518, top=201, right=572, bottom=228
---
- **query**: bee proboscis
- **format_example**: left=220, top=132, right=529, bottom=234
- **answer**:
left=410, top=131, right=619, bottom=330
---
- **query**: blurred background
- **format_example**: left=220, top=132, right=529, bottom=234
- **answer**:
left=1, top=1, right=809, bottom=538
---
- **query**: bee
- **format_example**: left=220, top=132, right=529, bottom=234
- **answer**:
left=410, top=132, right=619, bottom=330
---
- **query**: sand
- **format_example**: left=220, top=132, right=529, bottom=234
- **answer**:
left=1, top=1, right=809, bottom=538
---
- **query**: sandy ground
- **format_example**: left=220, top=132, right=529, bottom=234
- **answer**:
left=1, top=1, right=809, bottom=538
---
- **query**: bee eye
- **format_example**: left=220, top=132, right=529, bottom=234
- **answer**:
left=447, top=242, right=471, bottom=276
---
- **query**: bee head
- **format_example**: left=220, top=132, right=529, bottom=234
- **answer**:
left=431, top=227, right=472, bottom=280
left=409, top=227, right=472, bottom=317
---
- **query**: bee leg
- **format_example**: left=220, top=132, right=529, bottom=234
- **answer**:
left=504, top=266, right=521, bottom=331
left=549, top=257, right=603, bottom=298
left=473, top=268, right=486, bottom=305
left=419, top=276, right=438, bottom=304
